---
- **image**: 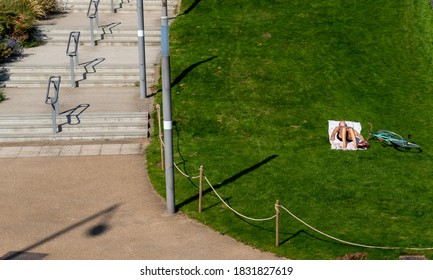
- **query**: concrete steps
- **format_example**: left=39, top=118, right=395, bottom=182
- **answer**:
left=63, top=0, right=178, bottom=14
left=4, top=65, right=157, bottom=88
left=0, top=0, right=178, bottom=143
left=0, top=112, right=149, bottom=142
left=41, top=27, right=161, bottom=46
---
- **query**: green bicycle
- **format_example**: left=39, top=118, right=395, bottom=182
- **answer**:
left=367, top=123, right=421, bottom=152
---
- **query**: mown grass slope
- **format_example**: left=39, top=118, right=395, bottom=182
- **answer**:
left=147, top=0, right=433, bottom=259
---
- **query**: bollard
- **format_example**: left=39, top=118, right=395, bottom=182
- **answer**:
left=199, top=166, right=204, bottom=213
left=275, top=200, right=280, bottom=247
left=156, top=104, right=164, bottom=170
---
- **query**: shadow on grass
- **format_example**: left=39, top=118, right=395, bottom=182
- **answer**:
left=176, top=154, right=278, bottom=210
left=278, top=230, right=341, bottom=247
left=1, top=204, right=120, bottom=260
left=233, top=212, right=344, bottom=248
left=156, top=56, right=217, bottom=93
left=178, top=0, right=202, bottom=16
left=225, top=197, right=345, bottom=248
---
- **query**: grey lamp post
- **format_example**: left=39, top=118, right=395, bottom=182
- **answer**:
left=161, top=0, right=175, bottom=214
left=137, top=0, right=147, bottom=98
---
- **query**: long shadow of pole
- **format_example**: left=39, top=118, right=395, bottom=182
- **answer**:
left=2, top=204, right=120, bottom=260
left=171, top=56, right=217, bottom=88
left=178, top=0, right=202, bottom=16
left=176, top=155, right=278, bottom=209
left=157, top=56, right=217, bottom=93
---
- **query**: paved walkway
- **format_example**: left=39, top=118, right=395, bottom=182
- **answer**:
left=0, top=155, right=281, bottom=260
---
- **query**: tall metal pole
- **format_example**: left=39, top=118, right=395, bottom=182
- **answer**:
left=161, top=0, right=175, bottom=214
left=137, top=0, right=147, bottom=98
left=162, top=0, right=168, bottom=16
left=89, top=17, right=95, bottom=46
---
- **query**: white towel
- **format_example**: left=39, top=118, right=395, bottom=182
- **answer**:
left=328, top=120, right=362, bottom=150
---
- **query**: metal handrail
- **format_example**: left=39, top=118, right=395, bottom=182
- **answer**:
left=45, top=76, right=61, bottom=105
left=66, top=31, right=80, bottom=57
left=66, top=31, right=80, bottom=87
left=45, top=76, right=61, bottom=133
left=87, top=0, right=99, bottom=18
left=87, top=0, right=99, bottom=46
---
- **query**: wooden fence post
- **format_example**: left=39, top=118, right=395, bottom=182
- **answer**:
left=276, top=199, right=280, bottom=247
left=199, top=166, right=203, bottom=213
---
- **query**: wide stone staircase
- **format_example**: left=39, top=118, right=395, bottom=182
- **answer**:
left=4, top=64, right=155, bottom=88
left=0, top=0, right=178, bottom=144
left=0, top=112, right=149, bottom=142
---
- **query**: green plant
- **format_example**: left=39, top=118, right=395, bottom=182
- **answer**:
left=0, top=88, right=5, bottom=102
left=0, top=0, right=61, bottom=19
left=0, top=0, right=55, bottom=61
left=0, top=42, right=13, bottom=60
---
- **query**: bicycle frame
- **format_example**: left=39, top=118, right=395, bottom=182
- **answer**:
left=367, top=123, right=421, bottom=151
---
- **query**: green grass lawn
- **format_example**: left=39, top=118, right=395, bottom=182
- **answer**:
left=147, top=0, right=433, bottom=259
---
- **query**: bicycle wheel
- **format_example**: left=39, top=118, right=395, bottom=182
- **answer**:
left=391, top=140, right=422, bottom=152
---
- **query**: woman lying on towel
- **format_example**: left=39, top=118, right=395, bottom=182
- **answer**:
left=330, top=121, right=367, bottom=150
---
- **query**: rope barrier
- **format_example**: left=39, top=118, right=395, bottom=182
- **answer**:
left=173, top=162, right=201, bottom=179
left=279, top=204, right=433, bottom=251
left=204, top=176, right=276, bottom=222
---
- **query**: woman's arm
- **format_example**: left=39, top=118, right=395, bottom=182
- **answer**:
left=330, top=126, right=339, bottom=141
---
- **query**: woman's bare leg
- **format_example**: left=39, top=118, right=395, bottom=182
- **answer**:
left=340, top=126, right=347, bottom=149
left=347, top=128, right=357, bottom=150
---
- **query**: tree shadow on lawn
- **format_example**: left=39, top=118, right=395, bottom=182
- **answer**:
left=176, top=154, right=278, bottom=210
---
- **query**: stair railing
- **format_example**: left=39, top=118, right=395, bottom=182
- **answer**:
left=87, top=0, right=100, bottom=46
left=66, top=31, right=80, bottom=87
left=45, top=76, right=61, bottom=133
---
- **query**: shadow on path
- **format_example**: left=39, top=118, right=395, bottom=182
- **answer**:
left=75, top=58, right=105, bottom=87
left=58, top=103, right=90, bottom=132
left=1, top=204, right=121, bottom=260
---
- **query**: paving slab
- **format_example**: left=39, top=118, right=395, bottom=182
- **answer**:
left=59, top=145, right=82, bottom=156
left=0, top=143, right=146, bottom=158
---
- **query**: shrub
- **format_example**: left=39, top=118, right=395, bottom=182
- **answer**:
left=0, top=42, right=13, bottom=60
left=0, top=88, right=6, bottom=102
left=20, top=0, right=62, bottom=19
left=0, top=0, right=62, bottom=19
left=0, top=11, right=28, bottom=62
left=0, top=0, right=61, bottom=62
